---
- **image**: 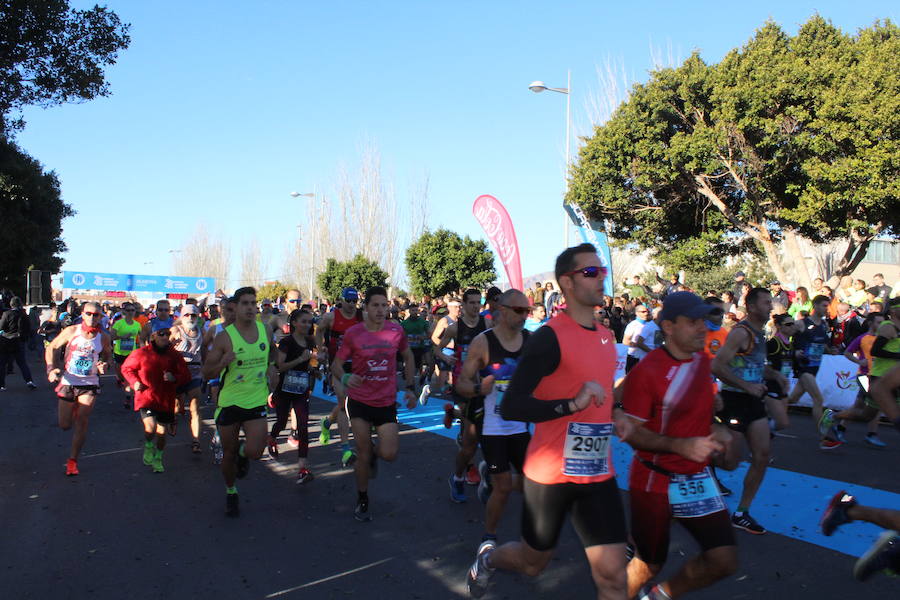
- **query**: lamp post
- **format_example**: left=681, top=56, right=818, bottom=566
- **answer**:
left=529, top=70, right=572, bottom=247
left=290, top=191, right=316, bottom=302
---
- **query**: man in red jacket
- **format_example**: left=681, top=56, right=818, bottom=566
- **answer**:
left=122, top=320, right=191, bottom=473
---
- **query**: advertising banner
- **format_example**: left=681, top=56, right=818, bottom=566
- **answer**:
left=793, top=354, right=861, bottom=410
left=63, top=271, right=214, bottom=296
left=563, top=203, right=614, bottom=297
left=473, top=195, right=523, bottom=291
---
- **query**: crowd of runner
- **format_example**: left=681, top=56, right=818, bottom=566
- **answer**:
left=0, top=250, right=897, bottom=597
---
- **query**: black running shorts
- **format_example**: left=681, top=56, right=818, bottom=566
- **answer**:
left=140, top=407, right=175, bottom=424
left=717, top=390, right=768, bottom=433
left=480, top=432, right=530, bottom=475
left=215, top=404, right=268, bottom=427
left=346, top=398, right=397, bottom=427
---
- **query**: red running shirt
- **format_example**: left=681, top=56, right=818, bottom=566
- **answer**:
left=623, top=347, right=714, bottom=494
left=335, top=321, right=408, bottom=407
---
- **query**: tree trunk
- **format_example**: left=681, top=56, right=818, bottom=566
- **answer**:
left=833, top=235, right=876, bottom=278
left=783, top=229, right=812, bottom=289
left=757, top=233, right=789, bottom=285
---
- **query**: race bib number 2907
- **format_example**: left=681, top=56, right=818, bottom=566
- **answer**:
left=563, top=422, right=612, bottom=477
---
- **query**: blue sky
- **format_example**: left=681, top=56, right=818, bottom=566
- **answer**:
left=16, top=1, right=899, bottom=289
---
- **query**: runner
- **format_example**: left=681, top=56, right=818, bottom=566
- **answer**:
left=44, top=302, right=113, bottom=476
left=622, top=291, right=737, bottom=599
left=821, top=490, right=900, bottom=580
left=765, top=313, right=798, bottom=432
left=623, top=304, right=651, bottom=373
left=169, top=304, right=205, bottom=452
left=792, top=295, right=842, bottom=448
left=436, top=289, right=488, bottom=501
left=121, top=321, right=191, bottom=473
left=401, top=303, right=431, bottom=389
left=456, top=289, right=531, bottom=542
left=202, top=287, right=274, bottom=517
left=869, top=298, right=900, bottom=429
left=270, top=308, right=316, bottom=483
left=267, top=289, right=304, bottom=446
left=711, top=287, right=788, bottom=535
left=467, top=243, right=629, bottom=599
left=833, top=312, right=887, bottom=447
left=139, top=299, right=173, bottom=345
left=315, top=287, right=362, bottom=467
left=701, top=296, right=734, bottom=496
left=331, top=286, right=417, bottom=522
left=421, top=298, right=461, bottom=403
left=110, top=302, right=142, bottom=409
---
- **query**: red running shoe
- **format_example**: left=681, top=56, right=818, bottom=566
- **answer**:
left=466, top=463, right=481, bottom=486
left=65, top=458, right=79, bottom=476
left=443, top=403, right=455, bottom=429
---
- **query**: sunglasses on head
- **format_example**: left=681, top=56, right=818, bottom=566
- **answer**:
left=503, top=305, right=531, bottom=315
left=563, top=266, right=607, bottom=279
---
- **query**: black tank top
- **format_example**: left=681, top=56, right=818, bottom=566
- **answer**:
left=454, top=315, right=487, bottom=374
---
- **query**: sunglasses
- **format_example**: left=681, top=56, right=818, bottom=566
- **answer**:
left=154, top=330, right=171, bottom=337
left=288, top=299, right=301, bottom=304
left=503, top=305, right=531, bottom=315
left=185, top=314, right=199, bottom=318
left=83, top=311, right=100, bottom=317
left=563, top=266, right=607, bottom=279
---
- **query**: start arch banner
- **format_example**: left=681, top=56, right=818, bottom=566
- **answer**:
left=63, top=270, right=214, bottom=296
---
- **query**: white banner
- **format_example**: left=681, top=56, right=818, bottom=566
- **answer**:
left=792, top=354, right=860, bottom=410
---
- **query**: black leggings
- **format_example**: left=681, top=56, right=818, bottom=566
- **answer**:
left=270, top=392, right=310, bottom=458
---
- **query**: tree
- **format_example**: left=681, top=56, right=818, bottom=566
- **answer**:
left=568, top=16, right=900, bottom=287
left=0, top=1, right=131, bottom=134
left=0, top=137, right=74, bottom=296
left=171, top=224, right=231, bottom=292
left=239, top=237, right=267, bottom=288
left=316, top=254, right=389, bottom=303
left=256, top=281, right=290, bottom=302
left=405, top=228, right=496, bottom=298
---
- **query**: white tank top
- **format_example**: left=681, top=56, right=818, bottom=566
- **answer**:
left=62, top=328, right=103, bottom=386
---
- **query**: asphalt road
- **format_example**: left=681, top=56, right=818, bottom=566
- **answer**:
left=1, top=351, right=897, bottom=599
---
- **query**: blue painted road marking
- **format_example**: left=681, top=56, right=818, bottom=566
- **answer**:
left=311, top=380, right=897, bottom=558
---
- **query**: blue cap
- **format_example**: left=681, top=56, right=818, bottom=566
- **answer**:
left=341, top=287, right=359, bottom=302
left=151, top=317, right=174, bottom=333
left=660, top=292, right=713, bottom=323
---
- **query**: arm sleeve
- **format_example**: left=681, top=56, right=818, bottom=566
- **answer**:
left=500, top=326, right=573, bottom=423
left=872, top=335, right=900, bottom=360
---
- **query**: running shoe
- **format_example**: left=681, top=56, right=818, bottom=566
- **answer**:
left=821, top=490, right=856, bottom=536
left=466, top=463, right=481, bottom=486
left=225, top=492, right=239, bottom=518
left=26, top=381, right=37, bottom=390
left=0, top=387, right=6, bottom=392
left=853, top=531, right=899, bottom=581
left=817, top=408, right=836, bottom=437
left=65, top=458, right=79, bottom=476
left=819, top=438, right=843, bottom=450
left=732, top=512, right=766, bottom=534
left=418, top=383, right=431, bottom=406
left=288, top=428, right=301, bottom=448
left=318, top=418, right=331, bottom=445
left=341, top=449, right=357, bottom=468
left=637, top=584, right=670, bottom=600
left=865, top=433, right=887, bottom=448
left=477, top=461, right=492, bottom=504
left=296, top=468, right=314, bottom=484
left=151, top=450, right=164, bottom=473
left=449, top=474, right=467, bottom=503
left=354, top=499, right=371, bottom=522
left=266, top=435, right=279, bottom=458
left=466, top=539, right=496, bottom=598
left=142, top=442, right=155, bottom=466
left=191, top=439, right=201, bottom=454
left=443, top=403, right=455, bottom=429
left=235, top=442, right=249, bottom=479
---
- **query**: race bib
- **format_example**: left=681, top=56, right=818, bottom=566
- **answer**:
left=563, top=422, right=612, bottom=477
left=740, top=364, right=763, bottom=383
left=668, top=468, right=726, bottom=518
left=779, top=363, right=793, bottom=379
left=72, top=356, right=94, bottom=377
left=493, top=379, right=510, bottom=414
left=282, top=370, right=309, bottom=394
left=808, top=343, right=825, bottom=363
left=119, top=338, right=135, bottom=352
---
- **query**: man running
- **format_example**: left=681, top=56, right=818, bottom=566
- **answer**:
left=110, top=302, right=142, bottom=409
left=331, top=286, right=416, bottom=522
left=712, top=287, right=787, bottom=535
left=457, top=289, right=531, bottom=542
left=315, top=287, right=362, bottom=467
left=622, top=292, right=737, bottom=599
left=422, top=298, right=461, bottom=402
left=436, top=289, right=488, bottom=501
left=467, top=243, right=629, bottom=599
left=139, top=299, right=173, bottom=345
left=401, top=303, right=431, bottom=389
left=121, top=321, right=191, bottom=472
left=203, top=287, right=274, bottom=517
left=170, top=304, right=205, bottom=452
left=45, top=302, right=113, bottom=476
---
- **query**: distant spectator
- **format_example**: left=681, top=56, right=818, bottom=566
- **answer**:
left=721, top=290, right=735, bottom=314
left=770, top=280, right=791, bottom=311
left=532, top=282, right=545, bottom=308
left=869, top=273, right=892, bottom=303
left=788, top=286, right=812, bottom=318
left=732, top=271, right=747, bottom=301
left=846, top=279, right=868, bottom=308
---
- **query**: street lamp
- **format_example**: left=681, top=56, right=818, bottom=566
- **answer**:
left=529, top=71, right=572, bottom=247
left=290, top=191, right=317, bottom=302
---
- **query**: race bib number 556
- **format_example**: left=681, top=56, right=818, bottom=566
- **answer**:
left=563, top=422, right=612, bottom=477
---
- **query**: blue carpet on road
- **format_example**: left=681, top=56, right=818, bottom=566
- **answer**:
left=310, top=379, right=897, bottom=558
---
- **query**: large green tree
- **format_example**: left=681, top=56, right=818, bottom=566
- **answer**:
left=0, top=137, right=74, bottom=296
left=405, top=228, right=496, bottom=298
left=0, top=1, right=131, bottom=134
left=568, top=16, right=900, bottom=286
left=316, top=255, right=389, bottom=302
